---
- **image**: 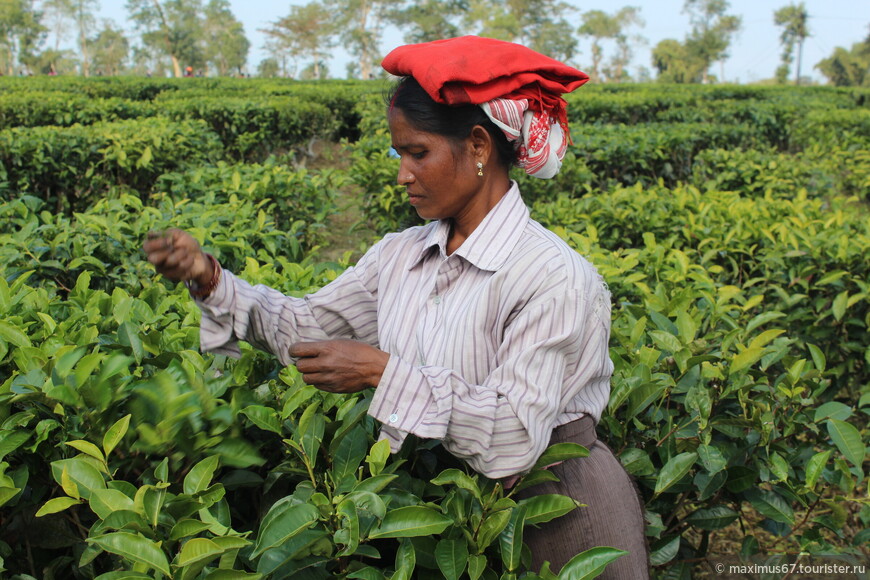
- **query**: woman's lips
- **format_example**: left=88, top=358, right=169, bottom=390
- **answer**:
left=408, top=194, right=423, bottom=205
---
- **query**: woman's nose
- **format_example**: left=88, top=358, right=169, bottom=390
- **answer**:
left=396, top=162, right=414, bottom=186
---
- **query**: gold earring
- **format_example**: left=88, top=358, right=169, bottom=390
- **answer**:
left=477, top=162, right=484, bottom=177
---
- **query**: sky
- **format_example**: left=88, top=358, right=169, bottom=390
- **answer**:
left=96, top=0, right=869, bottom=83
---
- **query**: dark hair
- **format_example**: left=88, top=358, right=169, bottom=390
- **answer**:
left=387, top=77, right=517, bottom=169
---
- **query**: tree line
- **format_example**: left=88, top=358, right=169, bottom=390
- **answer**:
left=0, top=0, right=867, bottom=86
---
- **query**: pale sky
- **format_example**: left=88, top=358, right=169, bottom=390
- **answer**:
left=95, top=0, right=868, bottom=83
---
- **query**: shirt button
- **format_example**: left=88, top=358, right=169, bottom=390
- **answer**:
left=433, top=296, right=441, bottom=304
left=389, top=413, right=399, bottom=423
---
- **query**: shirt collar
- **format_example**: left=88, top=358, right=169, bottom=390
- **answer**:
left=411, top=181, right=529, bottom=272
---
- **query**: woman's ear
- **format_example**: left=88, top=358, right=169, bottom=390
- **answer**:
left=468, top=124, right=494, bottom=164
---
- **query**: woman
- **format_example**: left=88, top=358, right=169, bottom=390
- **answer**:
left=144, top=36, right=648, bottom=578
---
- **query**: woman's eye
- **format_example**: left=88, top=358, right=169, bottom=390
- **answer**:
left=411, top=151, right=426, bottom=160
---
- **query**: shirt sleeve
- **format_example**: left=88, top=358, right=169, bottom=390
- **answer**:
left=368, top=281, right=613, bottom=479
left=195, top=246, right=383, bottom=366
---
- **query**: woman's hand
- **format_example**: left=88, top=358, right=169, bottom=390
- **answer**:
left=143, top=229, right=212, bottom=286
left=290, top=340, right=390, bottom=393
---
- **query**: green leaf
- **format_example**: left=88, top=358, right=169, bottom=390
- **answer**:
left=170, top=519, right=213, bottom=541
left=392, top=538, right=416, bottom=580
left=807, top=343, right=826, bottom=372
left=252, top=502, right=318, bottom=557
left=805, top=450, right=832, bottom=489
left=649, top=330, right=681, bottom=353
left=241, top=405, right=282, bottom=434
left=814, top=402, right=853, bottom=422
left=202, top=571, right=263, bottom=580
left=177, top=537, right=223, bottom=566
left=183, top=455, right=220, bottom=495
left=499, top=505, right=525, bottom=572
left=534, top=442, right=589, bottom=469
left=696, top=445, right=727, bottom=475
left=51, top=458, right=106, bottom=500
left=435, top=538, right=468, bottom=580
left=686, top=505, right=739, bottom=530
left=730, top=346, right=764, bottom=375
left=0, top=430, right=32, bottom=462
left=89, top=488, right=136, bottom=520
left=430, top=468, right=481, bottom=501
left=649, top=535, right=680, bottom=566
left=519, top=493, right=579, bottom=525
left=831, top=291, right=848, bottom=321
left=826, top=419, right=865, bottom=468
left=512, top=468, right=560, bottom=492
left=36, top=496, right=80, bottom=517
left=675, top=309, right=698, bottom=343
left=369, top=506, right=452, bottom=539
left=102, top=415, right=132, bottom=458
left=475, top=499, right=514, bottom=550
left=88, top=532, right=170, bottom=577
left=117, top=322, right=144, bottom=363
left=155, top=458, right=169, bottom=483
left=654, top=452, right=697, bottom=496
left=331, top=426, right=368, bottom=487
left=558, top=546, right=627, bottom=579
left=65, top=440, right=106, bottom=464
left=745, top=488, right=794, bottom=524
left=335, top=498, right=360, bottom=556
left=0, top=321, right=31, bottom=348
left=366, top=439, right=390, bottom=477
left=467, top=554, right=487, bottom=580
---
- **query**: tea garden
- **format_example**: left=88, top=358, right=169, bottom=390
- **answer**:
left=0, top=77, right=867, bottom=579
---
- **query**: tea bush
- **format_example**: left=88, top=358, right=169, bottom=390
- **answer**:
left=0, top=118, right=222, bottom=213
left=0, top=79, right=867, bottom=579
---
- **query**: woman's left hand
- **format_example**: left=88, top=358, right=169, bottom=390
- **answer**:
left=290, top=340, right=390, bottom=393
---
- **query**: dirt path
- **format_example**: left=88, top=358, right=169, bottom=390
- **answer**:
left=307, top=140, right=379, bottom=264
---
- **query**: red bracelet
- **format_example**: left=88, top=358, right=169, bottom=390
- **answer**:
left=187, top=253, right=221, bottom=299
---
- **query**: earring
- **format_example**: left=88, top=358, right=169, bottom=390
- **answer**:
left=477, top=162, right=484, bottom=177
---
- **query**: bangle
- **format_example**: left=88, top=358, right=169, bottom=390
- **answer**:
left=186, top=253, right=221, bottom=299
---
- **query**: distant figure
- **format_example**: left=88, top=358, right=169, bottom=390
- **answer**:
left=184, top=66, right=193, bottom=77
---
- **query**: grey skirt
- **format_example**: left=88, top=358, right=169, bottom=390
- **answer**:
left=516, top=416, right=650, bottom=579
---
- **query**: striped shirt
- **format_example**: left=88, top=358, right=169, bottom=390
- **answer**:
left=197, top=182, right=612, bottom=478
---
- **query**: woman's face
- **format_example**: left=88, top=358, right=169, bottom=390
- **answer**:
left=388, top=108, right=484, bottom=224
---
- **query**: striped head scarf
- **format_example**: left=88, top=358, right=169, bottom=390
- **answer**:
left=381, top=36, right=589, bottom=179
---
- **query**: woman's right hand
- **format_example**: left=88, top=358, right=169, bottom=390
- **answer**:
left=143, top=229, right=213, bottom=286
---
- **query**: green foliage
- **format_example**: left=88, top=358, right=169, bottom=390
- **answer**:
left=156, top=96, right=336, bottom=162
left=0, top=118, right=222, bottom=213
left=533, top=183, right=869, bottom=567
left=0, top=78, right=867, bottom=578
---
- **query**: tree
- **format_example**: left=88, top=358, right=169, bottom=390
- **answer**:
left=773, top=3, right=809, bottom=85
left=261, top=1, right=335, bottom=80
left=682, top=0, right=741, bottom=83
left=463, top=0, right=577, bottom=63
left=387, top=0, right=467, bottom=44
left=126, top=0, right=205, bottom=77
left=0, top=0, right=45, bottom=75
left=652, top=38, right=705, bottom=83
left=202, top=0, right=248, bottom=75
left=816, top=31, right=870, bottom=87
left=578, top=6, right=643, bottom=83
left=89, top=20, right=129, bottom=75
left=324, top=0, right=390, bottom=80
left=256, top=56, right=279, bottom=77
left=38, top=0, right=98, bottom=75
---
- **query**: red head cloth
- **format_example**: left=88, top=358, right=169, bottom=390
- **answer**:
left=381, top=36, right=588, bottom=123
left=382, top=36, right=589, bottom=178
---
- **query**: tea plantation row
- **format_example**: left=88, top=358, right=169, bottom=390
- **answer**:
left=0, top=78, right=867, bottom=579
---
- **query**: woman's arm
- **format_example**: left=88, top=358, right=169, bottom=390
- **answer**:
left=144, top=229, right=383, bottom=365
